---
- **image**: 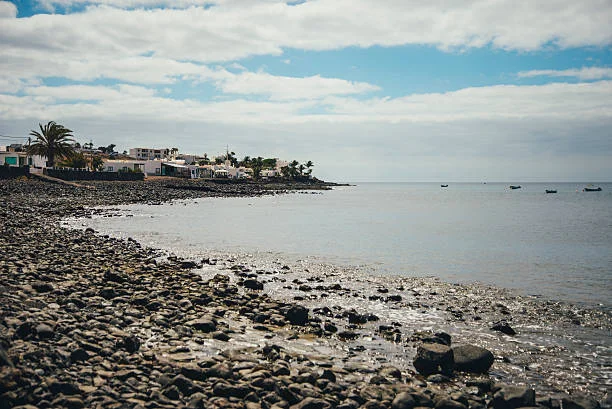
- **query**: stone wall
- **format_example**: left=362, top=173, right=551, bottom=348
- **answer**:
left=44, top=169, right=145, bottom=181
left=0, top=165, right=30, bottom=179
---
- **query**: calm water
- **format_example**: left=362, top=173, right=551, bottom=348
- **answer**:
left=80, top=182, right=612, bottom=307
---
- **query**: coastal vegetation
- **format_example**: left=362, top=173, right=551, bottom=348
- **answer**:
left=27, top=121, right=75, bottom=168
left=21, top=120, right=316, bottom=181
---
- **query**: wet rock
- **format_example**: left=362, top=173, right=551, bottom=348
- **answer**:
left=52, top=396, right=85, bottom=409
left=452, top=344, right=494, bottom=373
left=319, top=369, right=336, bottom=383
left=181, top=260, right=199, bottom=269
left=290, top=397, right=331, bottom=409
left=32, top=281, right=54, bottom=293
left=163, top=384, right=180, bottom=400
left=427, top=374, right=451, bottom=383
left=435, top=399, right=467, bottom=409
left=491, top=384, right=535, bottom=409
left=392, top=392, right=416, bottom=409
left=48, top=380, right=81, bottom=395
left=70, top=348, right=90, bottom=362
left=243, top=279, right=264, bottom=290
left=35, top=323, right=54, bottom=339
left=347, top=310, right=368, bottom=325
left=213, top=382, right=251, bottom=398
left=562, top=395, right=601, bottom=409
left=285, top=305, right=309, bottom=326
left=119, top=335, right=141, bottom=353
left=205, top=363, right=233, bottom=380
left=466, top=378, right=493, bottom=393
left=15, top=321, right=33, bottom=339
left=212, top=331, right=230, bottom=341
left=170, top=374, right=197, bottom=396
left=377, top=365, right=401, bottom=380
left=0, top=346, right=13, bottom=367
left=189, top=318, right=217, bottom=333
left=104, top=270, right=127, bottom=283
left=337, top=331, right=359, bottom=341
left=413, top=343, right=454, bottom=376
left=490, top=320, right=516, bottom=336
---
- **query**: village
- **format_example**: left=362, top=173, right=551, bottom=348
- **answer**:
left=0, top=142, right=315, bottom=181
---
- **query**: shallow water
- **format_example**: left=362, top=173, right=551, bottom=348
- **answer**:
left=64, top=183, right=612, bottom=398
left=73, top=182, right=612, bottom=308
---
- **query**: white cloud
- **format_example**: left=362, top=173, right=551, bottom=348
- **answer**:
left=322, top=81, right=612, bottom=122
left=24, top=84, right=158, bottom=100
left=1, top=1, right=609, bottom=71
left=0, top=1, right=16, bottom=18
left=2, top=80, right=610, bottom=125
left=518, top=67, right=612, bottom=81
left=218, top=72, right=380, bottom=100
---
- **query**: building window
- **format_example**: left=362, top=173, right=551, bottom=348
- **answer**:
left=107, top=166, right=114, bottom=171
left=155, top=168, right=160, bottom=174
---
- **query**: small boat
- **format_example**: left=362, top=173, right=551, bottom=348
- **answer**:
left=583, top=186, right=602, bottom=192
left=509, top=185, right=521, bottom=190
left=440, top=184, right=448, bottom=188
left=545, top=189, right=557, bottom=194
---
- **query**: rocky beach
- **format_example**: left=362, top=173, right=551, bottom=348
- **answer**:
left=1, top=178, right=610, bottom=409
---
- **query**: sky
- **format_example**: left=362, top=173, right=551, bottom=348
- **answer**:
left=0, top=0, right=611, bottom=182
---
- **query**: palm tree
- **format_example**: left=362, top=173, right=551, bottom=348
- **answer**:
left=251, top=157, right=264, bottom=179
left=240, top=156, right=251, bottom=167
left=28, top=121, right=75, bottom=168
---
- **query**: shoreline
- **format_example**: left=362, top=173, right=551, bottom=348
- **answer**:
left=1, top=178, right=610, bottom=409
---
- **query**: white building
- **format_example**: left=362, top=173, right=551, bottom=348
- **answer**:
left=129, top=147, right=171, bottom=160
left=103, top=159, right=164, bottom=176
left=0, top=146, right=46, bottom=168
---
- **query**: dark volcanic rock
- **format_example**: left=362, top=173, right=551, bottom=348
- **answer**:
left=290, top=397, right=332, bottom=409
left=285, top=305, right=309, bottom=326
left=0, top=346, right=13, bottom=367
left=392, top=392, right=416, bottom=409
left=435, top=399, right=467, bottom=409
left=32, top=281, right=54, bottom=293
left=49, top=380, right=81, bottom=395
left=189, top=318, right=217, bottom=333
left=243, top=279, right=264, bottom=290
left=491, top=320, right=516, bottom=336
left=491, top=384, right=535, bottom=409
left=413, top=343, right=454, bottom=376
left=562, top=395, right=601, bottom=409
left=452, top=344, right=494, bottom=373
left=121, top=335, right=141, bottom=353
left=35, top=323, right=54, bottom=339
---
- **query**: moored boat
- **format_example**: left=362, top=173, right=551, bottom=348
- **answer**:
left=545, top=189, right=557, bottom=194
left=441, top=184, right=448, bottom=188
left=509, top=185, right=521, bottom=190
left=583, top=186, right=602, bottom=192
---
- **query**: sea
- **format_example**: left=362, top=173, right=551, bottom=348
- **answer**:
left=66, top=181, right=612, bottom=396
left=75, top=182, right=612, bottom=309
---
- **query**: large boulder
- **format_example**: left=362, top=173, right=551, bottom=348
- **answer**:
left=413, top=343, right=454, bottom=376
left=452, top=344, right=494, bottom=373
